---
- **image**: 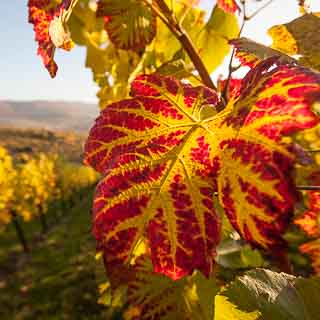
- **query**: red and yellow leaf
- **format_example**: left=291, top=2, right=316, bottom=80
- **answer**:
left=85, top=61, right=319, bottom=279
left=85, top=74, right=221, bottom=280
left=97, top=0, right=156, bottom=51
left=28, top=0, right=74, bottom=77
left=218, top=58, right=320, bottom=250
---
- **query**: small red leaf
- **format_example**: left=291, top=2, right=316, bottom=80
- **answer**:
left=28, top=0, right=73, bottom=77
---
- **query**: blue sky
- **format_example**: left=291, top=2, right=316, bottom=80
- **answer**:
left=1, top=0, right=319, bottom=103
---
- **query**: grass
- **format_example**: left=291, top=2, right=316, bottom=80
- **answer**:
left=0, top=190, right=110, bottom=320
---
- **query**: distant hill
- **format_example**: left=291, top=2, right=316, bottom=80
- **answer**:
left=0, top=128, right=85, bottom=163
left=0, top=100, right=98, bottom=133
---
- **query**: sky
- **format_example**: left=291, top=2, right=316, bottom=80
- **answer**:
left=1, top=0, right=319, bottom=103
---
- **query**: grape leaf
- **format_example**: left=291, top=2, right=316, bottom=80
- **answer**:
left=218, top=269, right=320, bottom=320
left=268, top=13, right=320, bottom=71
left=85, top=75, right=222, bottom=280
left=96, top=0, right=156, bottom=50
left=85, top=60, right=319, bottom=279
left=217, top=58, right=319, bottom=251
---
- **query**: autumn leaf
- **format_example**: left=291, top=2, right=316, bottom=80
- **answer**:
left=218, top=58, right=319, bottom=251
left=85, top=60, right=319, bottom=279
left=96, top=0, right=157, bottom=51
left=28, top=0, right=74, bottom=77
left=85, top=74, right=221, bottom=280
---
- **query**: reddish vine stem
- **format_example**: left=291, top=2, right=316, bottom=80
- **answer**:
left=144, top=0, right=217, bottom=91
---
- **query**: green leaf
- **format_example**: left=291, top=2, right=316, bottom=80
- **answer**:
left=196, top=6, right=239, bottom=73
left=231, top=37, right=298, bottom=68
left=268, top=13, right=320, bottom=71
left=218, top=269, right=320, bottom=320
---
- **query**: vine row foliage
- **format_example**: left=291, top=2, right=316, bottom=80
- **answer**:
left=0, top=147, right=98, bottom=251
left=27, top=0, right=320, bottom=318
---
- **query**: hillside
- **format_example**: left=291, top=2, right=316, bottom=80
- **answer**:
left=0, top=100, right=98, bottom=133
left=0, top=128, right=85, bottom=163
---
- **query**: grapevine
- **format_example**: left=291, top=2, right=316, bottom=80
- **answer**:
left=25, top=0, right=320, bottom=318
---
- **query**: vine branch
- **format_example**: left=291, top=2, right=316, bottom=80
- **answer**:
left=143, top=0, right=217, bottom=91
